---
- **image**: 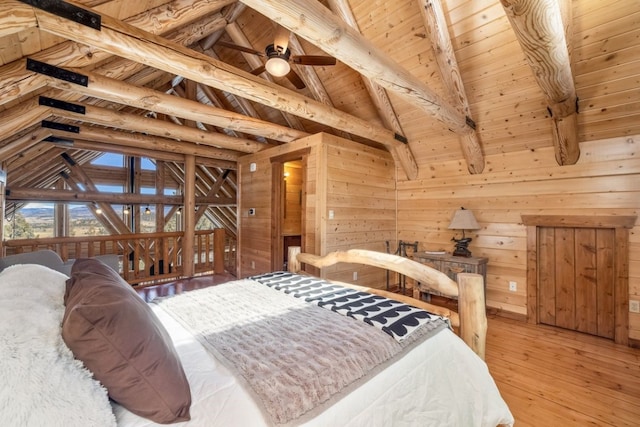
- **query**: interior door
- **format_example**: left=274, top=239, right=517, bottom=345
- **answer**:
left=271, top=159, right=304, bottom=271
left=537, top=226, right=615, bottom=339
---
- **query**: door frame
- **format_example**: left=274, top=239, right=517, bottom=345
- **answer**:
left=522, top=215, right=636, bottom=345
left=270, top=150, right=309, bottom=272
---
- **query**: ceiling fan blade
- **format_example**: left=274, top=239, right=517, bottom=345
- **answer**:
left=217, top=41, right=264, bottom=56
left=250, top=65, right=267, bottom=76
left=291, top=55, right=337, bottom=66
left=285, top=69, right=306, bottom=89
left=273, top=23, right=290, bottom=53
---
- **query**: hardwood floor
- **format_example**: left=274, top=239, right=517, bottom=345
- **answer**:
left=135, top=273, right=236, bottom=302
left=486, top=316, right=640, bottom=426
left=138, top=277, right=640, bottom=425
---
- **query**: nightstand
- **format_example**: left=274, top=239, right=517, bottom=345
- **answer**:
left=411, top=252, right=487, bottom=300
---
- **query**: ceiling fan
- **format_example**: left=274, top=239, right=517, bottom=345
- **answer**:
left=217, top=26, right=336, bottom=89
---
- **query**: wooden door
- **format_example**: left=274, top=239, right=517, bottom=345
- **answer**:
left=537, top=226, right=615, bottom=339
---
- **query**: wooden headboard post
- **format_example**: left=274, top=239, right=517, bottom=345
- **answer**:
left=457, top=273, right=487, bottom=359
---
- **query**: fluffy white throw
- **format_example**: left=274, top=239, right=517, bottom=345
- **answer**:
left=0, top=264, right=116, bottom=427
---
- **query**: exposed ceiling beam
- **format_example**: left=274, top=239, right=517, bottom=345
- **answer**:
left=43, top=66, right=307, bottom=143
left=26, top=1, right=419, bottom=179
left=5, top=187, right=236, bottom=206
left=240, top=0, right=473, bottom=136
left=327, top=0, right=412, bottom=177
left=47, top=100, right=265, bottom=154
left=49, top=125, right=240, bottom=165
left=1, top=0, right=229, bottom=108
left=327, top=0, right=403, bottom=134
left=501, top=0, right=579, bottom=165
left=0, top=128, right=52, bottom=161
left=419, top=0, right=485, bottom=174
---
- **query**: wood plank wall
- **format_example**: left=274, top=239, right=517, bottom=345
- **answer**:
left=397, top=134, right=640, bottom=340
left=238, top=133, right=395, bottom=287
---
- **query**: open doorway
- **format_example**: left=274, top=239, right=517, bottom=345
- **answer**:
left=271, top=159, right=304, bottom=271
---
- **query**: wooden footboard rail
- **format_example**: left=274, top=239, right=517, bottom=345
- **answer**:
left=289, top=248, right=487, bottom=360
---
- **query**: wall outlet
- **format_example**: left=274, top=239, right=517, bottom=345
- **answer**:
left=353, top=271, right=358, bottom=281
left=328, top=210, right=334, bottom=220
left=508, top=281, right=517, bottom=292
left=248, top=208, right=256, bottom=216
left=250, top=260, right=255, bottom=269
left=630, top=300, right=640, bottom=313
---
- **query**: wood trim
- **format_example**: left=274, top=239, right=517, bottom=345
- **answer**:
left=521, top=215, right=637, bottom=229
left=269, top=148, right=312, bottom=164
left=486, top=308, right=527, bottom=322
left=614, top=227, right=630, bottom=345
left=271, top=162, right=284, bottom=272
left=522, top=214, right=636, bottom=345
left=525, top=224, right=539, bottom=324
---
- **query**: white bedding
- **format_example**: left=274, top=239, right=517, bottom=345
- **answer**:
left=114, top=305, right=514, bottom=427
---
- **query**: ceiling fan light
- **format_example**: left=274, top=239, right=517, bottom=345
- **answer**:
left=265, top=57, right=290, bottom=77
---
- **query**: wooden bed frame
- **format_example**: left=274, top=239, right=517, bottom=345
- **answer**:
left=288, top=247, right=487, bottom=360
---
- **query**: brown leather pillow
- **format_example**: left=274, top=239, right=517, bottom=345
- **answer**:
left=62, top=258, right=191, bottom=424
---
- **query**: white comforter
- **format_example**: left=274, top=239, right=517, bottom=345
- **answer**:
left=114, top=305, right=514, bottom=427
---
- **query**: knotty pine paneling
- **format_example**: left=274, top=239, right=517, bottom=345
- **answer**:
left=397, top=134, right=640, bottom=337
left=238, top=133, right=395, bottom=286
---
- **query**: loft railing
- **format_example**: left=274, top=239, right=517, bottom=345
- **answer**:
left=2, top=229, right=237, bottom=285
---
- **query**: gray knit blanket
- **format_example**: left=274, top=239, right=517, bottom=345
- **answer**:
left=155, top=274, right=449, bottom=426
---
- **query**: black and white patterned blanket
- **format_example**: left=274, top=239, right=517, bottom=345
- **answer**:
left=250, top=271, right=451, bottom=346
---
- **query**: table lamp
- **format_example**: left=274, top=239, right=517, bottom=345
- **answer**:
left=448, top=207, right=480, bottom=257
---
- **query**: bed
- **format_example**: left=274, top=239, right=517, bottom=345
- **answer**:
left=0, top=248, right=514, bottom=427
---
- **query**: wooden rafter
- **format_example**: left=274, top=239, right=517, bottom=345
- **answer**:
left=0, top=0, right=229, bottom=109
left=42, top=67, right=307, bottom=144
left=240, top=0, right=473, bottom=136
left=501, top=0, right=580, bottom=165
left=419, top=0, right=485, bottom=174
left=24, top=1, right=419, bottom=179
left=327, top=0, right=416, bottom=177
left=47, top=101, right=263, bottom=154
left=54, top=123, right=240, bottom=163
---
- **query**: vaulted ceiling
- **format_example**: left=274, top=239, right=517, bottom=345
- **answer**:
left=1, top=0, right=638, bottom=235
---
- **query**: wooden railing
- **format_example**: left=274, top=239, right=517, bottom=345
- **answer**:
left=2, top=229, right=237, bottom=286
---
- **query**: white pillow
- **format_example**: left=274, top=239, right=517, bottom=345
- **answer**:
left=0, top=264, right=116, bottom=427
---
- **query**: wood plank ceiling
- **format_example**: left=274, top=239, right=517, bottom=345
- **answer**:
left=0, top=0, right=638, bottom=236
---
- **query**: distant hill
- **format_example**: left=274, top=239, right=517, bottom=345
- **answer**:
left=21, top=205, right=95, bottom=220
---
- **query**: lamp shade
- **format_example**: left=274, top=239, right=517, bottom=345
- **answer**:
left=448, top=207, right=480, bottom=230
left=265, top=57, right=290, bottom=77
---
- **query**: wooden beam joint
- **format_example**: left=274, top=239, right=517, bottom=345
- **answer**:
left=42, top=120, right=79, bottom=134
left=41, top=120, right=80, bottom=133
left=19, top=0, right=101, bottom=30
left=27, top=58, right=89, bottom=86
left=393, top=133, right=408, bottom=144
left=39, top=96, right=85, bottom=114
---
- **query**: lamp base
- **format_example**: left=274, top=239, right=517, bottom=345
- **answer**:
left=451, top=236, right=473, bottom=257
left=452, top=247, right=473, bottom=257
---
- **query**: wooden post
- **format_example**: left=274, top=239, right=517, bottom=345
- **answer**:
left=213, top=228, right=225, bottom=274
left=457, top=273, right=487, bottom=360
left=54, top=179, right=68, bottom=237
left=287, top=246, right=301, bottom=273
left=182, top=155, right=196, bottom=277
